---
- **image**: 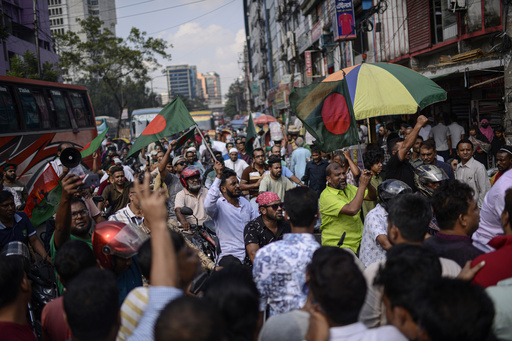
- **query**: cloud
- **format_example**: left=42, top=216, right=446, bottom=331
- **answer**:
left=160, top=22, right=245, bottom=98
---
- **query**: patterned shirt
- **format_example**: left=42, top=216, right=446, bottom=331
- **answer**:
left=253, top=233, right=320, bottom=316
left=244, top=216, right=290, bottom=264
left=359, top=204, right=388, bottom=267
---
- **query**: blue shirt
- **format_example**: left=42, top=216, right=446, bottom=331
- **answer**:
left=0, top=212, right=36, bottom=249
left=253, top=233, right=320, bottom=316
left=117, top=257, right=143, bottom=305
left=204, top=177, right=259, bottom=263
left=304, top=159, right=329, bottom=196
left=290, top=147, right=311, bottom=180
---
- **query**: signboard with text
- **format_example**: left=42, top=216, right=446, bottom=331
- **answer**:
left=333, top=0, right=356, bottom=41
left=305, top=51, right=312, bottom=77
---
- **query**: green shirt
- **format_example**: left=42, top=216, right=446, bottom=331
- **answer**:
left=319, top=184, right=367, bottom=253
left=50, top=232, right=92, bottom=295
left=362, top=175, right=383, bottom=218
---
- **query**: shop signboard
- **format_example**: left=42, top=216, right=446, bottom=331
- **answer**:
left=333, top=0, right=356, bottom=41
left=251, top=81, right=259, bottom=95
left=311, top=20, right=323, bottom=43
left=305, top=51, right=312, bottom=77
left=297, top=31, right=312, bottom=55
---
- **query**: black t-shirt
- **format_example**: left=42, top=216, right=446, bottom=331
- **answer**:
left=385, top=153, right=416, bottom=191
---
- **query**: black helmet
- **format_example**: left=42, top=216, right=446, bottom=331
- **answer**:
left=377, top=180, right=413, bottom=206
left=414, top=164, right=448, bottom=198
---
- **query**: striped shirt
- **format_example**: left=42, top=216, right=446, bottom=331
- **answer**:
left=117, top=287, right=149, bottom=341
left=109, top=205, right=150, bottom=234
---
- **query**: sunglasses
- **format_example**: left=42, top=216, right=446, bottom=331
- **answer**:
left=263, top=203, right=283, bottom=210
left=71, top=209, right=89, bottom=218
left=177, top=161, right=188, bottom=166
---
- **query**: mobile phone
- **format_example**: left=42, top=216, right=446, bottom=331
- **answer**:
left=78, top=174, right=100, bottom=190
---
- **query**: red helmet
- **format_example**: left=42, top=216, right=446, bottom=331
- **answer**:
left=180, top=166, right=201, bottom=188
left=92, top=221, right=148, bottom=270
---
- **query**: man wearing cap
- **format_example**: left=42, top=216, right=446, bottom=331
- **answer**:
left=225, top=147, right=249, bottom=178
left=2, top=163, right=27, bottom=204
left=185, top=147, right=205, bottom=175
left=159, top=141, right=184, bottom=223
left=244, top=192, right=290, bottom=265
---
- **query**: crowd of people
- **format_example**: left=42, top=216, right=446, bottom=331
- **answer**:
left=0, top=113, right=511, bottom=341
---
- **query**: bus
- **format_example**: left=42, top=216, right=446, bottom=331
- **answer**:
left=130, top=108, right=214, bottom=139
left=96, top=115, right=118, bottom=137
left=0, top=76, right=97, bottom=190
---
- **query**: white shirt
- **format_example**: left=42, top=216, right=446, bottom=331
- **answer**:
left=429, top=123, right=451, bottom=151
left=419, top=124, right=431, bottom=141
left=448, top=122, right=465, bottom=149
left=224, top=158, right=249, bottom=178
left=473, top=170, right=512, bottom=251
left=455, top=157, right=491, bottom=208
left=49, top=158, right=85, bottom=177
left=329, top=322, right=407, bottom=341
left=359, top=204, right=388, bottom=267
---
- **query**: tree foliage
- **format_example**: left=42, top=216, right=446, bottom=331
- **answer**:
left=6, top=51, right=60, bottom=82
left=179, top=95, right=209, bottom=111
left=224, top=79, right=248, bottom=118
left=55, top=16, right=171, bottom=135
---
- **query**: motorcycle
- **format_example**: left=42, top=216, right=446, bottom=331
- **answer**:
left=180, top=206, right=218, bottom=263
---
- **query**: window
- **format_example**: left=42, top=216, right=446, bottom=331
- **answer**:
left=0, top=86, right=18, bottom=132
left=69, top=92, right=91, bottom=128
left=17, top=87, right=41, bottom=130
left=49, top=90, right=71, bottom=128
left=32, top=90, right=51, bottom=129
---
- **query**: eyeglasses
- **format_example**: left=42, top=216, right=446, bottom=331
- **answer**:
left=263, top=203, right=283, bottom=210
left=71, top=209, right=89, bottom=218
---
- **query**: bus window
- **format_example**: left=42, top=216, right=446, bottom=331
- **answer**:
left=32, top=90, right=51, bottom=129
left=17, top=87, right=41, bottom=130
left=69, top=92, right=91, bottom=128
left=0, top=86, right=18, bottom=132
left=49, top=90, right=71, bottom=128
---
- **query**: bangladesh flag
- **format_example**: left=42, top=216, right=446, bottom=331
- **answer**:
left=289, top=80, right=359, bottom=152
left=175, top=126, right=197, bottom=150
left=81, top=128, right=108, bottom=158
left=245, top=113, right=257, bottom=156
left=127, top=97, right=196, bottom=158
left=24, top=166, right=62, bottom=226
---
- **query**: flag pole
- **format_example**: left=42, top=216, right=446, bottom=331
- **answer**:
left=194, top=125, right=216, bottom=159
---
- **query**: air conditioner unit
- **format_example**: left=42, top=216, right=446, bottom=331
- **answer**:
left=448, top=0, right=466, bottom=11
left=286, top=31, right=295, bottom=45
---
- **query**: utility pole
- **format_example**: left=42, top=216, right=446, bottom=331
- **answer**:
left=33, top=0, right=41, bottom=77
left=505, top=3, right=512, bottom=136
left=244, top=44, right=251, bottom=114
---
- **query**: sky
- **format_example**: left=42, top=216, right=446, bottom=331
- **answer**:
left=115, top=0, right=245, bottom=102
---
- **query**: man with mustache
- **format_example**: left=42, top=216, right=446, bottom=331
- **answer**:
left=204, top=161, right=259, bottom=267
left=259, top=156, right=295, bottom=202
left=319, top=162, right=376, bottom=257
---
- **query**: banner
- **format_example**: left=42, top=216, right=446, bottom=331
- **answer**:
left=333, top=0, right=356, bottom=41
left=305, top=51, right=312, bottom=77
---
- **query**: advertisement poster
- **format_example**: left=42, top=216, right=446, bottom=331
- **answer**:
left=333, top=0, right=356, bottom=41
left=305, top=51, right=312, bottom=77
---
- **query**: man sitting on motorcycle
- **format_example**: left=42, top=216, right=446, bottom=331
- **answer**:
left=175, top=167, right=210, bottom=231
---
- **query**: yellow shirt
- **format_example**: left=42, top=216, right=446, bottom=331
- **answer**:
left=319, top=184, right=367, bottom=253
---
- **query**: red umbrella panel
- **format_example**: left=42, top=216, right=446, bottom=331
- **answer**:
left=253, top=114, right=277, bottom=125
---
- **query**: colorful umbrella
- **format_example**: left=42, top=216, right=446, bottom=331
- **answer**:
left=322, top=63, right=447, bottom=120
left=253, top=114, right=277, bottom=125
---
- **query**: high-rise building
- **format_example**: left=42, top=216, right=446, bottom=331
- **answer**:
left=48, top=0, right=116, bottom=40
left=197, top=72, right=222, bottom=108
left=0, top=0, right=59, bottom=75
left=166, top=65, right=198, bottom=99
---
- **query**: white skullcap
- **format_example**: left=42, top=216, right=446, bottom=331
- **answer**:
left=229, top=148, right=238, bottom=154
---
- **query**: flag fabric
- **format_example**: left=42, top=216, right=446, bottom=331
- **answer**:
left=127, top=97, right=196, bottom=158
left=245, top=113, right=257, bottom=157
left=175, top=126, right=197, bottom=151
left=80, top=128, right=109, bottom=158
left=289, top=79, right=359, bottom=152
left=24, top=166, right=62, bottom=226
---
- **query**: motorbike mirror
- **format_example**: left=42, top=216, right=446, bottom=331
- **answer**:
left=181, top=207, right=193, bottom=216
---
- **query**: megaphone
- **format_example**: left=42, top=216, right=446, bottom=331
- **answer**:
left=60, top=147, right=82, bottom=169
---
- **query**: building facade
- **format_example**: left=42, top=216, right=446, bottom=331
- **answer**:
left=197, top=71, right=222, bottom=107
left=245, top=0, right=507, bottom=134
left=0, top=0, right=59, bottom=75
left=166, top=64, right=198, bottom=99
left=48, top=0, right=117, bottom=40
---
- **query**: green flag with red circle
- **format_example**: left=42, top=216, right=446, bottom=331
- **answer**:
left=127, top=97, right=196, bottom=158
left=289, top=79, right=359, bottom=152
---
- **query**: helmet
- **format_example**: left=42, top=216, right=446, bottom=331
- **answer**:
left=414, top=164, right=449, bottom=198
left=180, top=166, right=201, bottom=188
left=377, top=180, right=412, bottom=206
left=92, top=221, right=149, bottom=270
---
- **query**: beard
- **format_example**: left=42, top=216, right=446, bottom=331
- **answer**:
left=188, top=183, right=201, bottom=193
left=225, top=188, right=241, bottom=198
left=5, top=174, right=15, bottom=182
